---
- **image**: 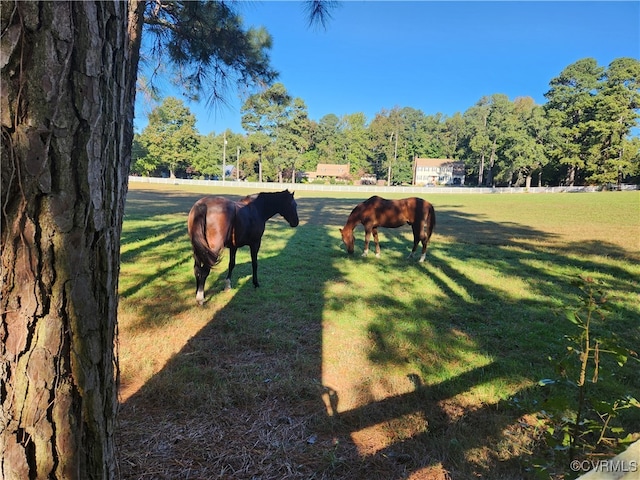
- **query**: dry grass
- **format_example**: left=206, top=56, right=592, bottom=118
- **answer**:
left=116, top=185, right=640, bottom=479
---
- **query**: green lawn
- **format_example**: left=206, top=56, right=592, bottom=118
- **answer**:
left=116, top=184, right=640, bottom=479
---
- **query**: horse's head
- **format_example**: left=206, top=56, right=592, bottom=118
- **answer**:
left=340, top=227, right=355, bottom=254
left=279, top=190, right=299, bottom=227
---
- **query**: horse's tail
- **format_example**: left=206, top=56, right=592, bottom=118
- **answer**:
left=425, top=202, right=436, bottom=241
left=188, top=202, right=221, bottom=267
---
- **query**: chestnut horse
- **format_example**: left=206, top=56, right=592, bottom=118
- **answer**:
left=187, top=190, right=299, bottom=304
left=340, top=196, right=435, bottom=261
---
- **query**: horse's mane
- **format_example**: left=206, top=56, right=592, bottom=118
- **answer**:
left=238, top=193, right=259, bottom=205
left=238, top=190, right=293, bottom=207
left=344, top=202, right=366, bottom=229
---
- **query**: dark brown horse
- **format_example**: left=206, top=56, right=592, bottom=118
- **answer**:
left=187, top=190, right=299, bottom=304
left=340, top=196, right=435, bottom=261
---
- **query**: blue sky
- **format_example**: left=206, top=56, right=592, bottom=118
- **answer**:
left=133, top=1, right=640, bottom=135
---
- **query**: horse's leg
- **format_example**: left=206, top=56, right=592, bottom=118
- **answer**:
left=372, top=227, right=381, bottom=257
left=408, top=224, right=420, bottom=260
left=418, top=224, right=429, bottom=262
left=225, top=247, right=237, bottom=291
left=250, top=242, right=261, bottom=288
left=418, top=205, right=436, bottom=262
left=418, top=233, right=428, bottom=263
left=419, top=239, right=428, bottom=262
left=362, top=228, right=371, bottom=256
left=194, top=262, right=210, bottom=305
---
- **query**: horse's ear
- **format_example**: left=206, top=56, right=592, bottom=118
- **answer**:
left=339, top=228, right=343, bottom=233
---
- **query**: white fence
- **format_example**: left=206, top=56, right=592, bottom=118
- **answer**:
left=129, top=176, right=638, bottom=195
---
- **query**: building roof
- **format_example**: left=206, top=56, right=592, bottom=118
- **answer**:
left=316, top=163, right=350, bottom=176
left=414, top=158, right=460, bottom=167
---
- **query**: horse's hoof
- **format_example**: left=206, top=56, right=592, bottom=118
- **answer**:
left=224, top=279, right=232, bottom=291
left=375, top=253, right=381, bottom=258
left=195, top=291, right=205, bottom=305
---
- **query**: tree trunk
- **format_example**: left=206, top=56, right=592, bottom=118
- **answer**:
left=487, top=138, right=497, bottom=187
left=567, top=165, right=576, bottom=187
left=1, top=1, right=142, bottom=478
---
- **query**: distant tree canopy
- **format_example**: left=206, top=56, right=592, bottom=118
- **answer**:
left=134, top=57, right=640, bottom=187
left=134, top=97, right=198, bottom=177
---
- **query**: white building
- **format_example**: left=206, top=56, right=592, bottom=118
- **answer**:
left=413, top=158, right=465, bottom=186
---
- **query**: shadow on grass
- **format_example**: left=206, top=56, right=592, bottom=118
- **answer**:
left=116, top=189, right=639, bottom=479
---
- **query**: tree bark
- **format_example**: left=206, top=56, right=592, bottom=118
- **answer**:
left=1, top=1, right=142, bottom=478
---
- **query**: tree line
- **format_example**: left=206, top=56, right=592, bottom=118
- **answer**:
left=1, top=1, right=637, bottom=477
left=133, top=57, right=640, bottom=187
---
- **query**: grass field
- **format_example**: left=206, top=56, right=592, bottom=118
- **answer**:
left=116, top=184, right=640, bottom=479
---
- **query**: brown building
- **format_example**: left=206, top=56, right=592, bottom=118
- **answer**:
left=305, top=163, right=350, bottom=182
